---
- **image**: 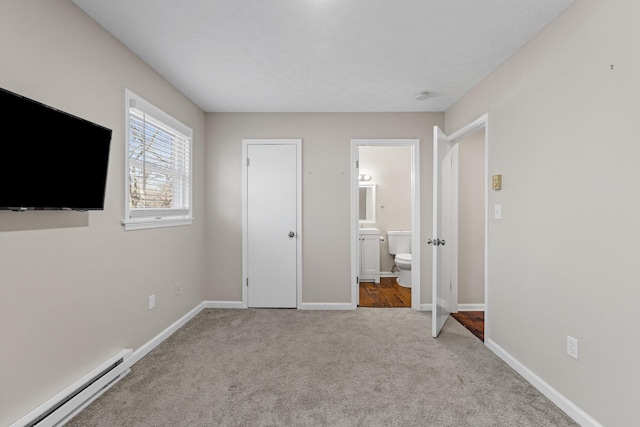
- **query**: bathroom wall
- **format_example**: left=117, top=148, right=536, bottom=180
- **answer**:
left=205, top=112, right=444, bottom=305
left=457, top=132, right=485, bottom=305
left=358, top=146, right=412, bottom=273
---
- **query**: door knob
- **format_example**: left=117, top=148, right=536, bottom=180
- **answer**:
left=428, top=238, right=445, bottom=246
left=288, top=231, right=295, bottom=238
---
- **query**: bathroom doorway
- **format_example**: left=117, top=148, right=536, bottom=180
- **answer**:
left=350, top=139, right=420, bottom=310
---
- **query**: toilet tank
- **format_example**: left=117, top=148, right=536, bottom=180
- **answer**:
left=387, top=231, right=411, bottom=255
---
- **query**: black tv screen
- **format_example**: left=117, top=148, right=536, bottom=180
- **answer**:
left=0, top=87, right=112, bottom=211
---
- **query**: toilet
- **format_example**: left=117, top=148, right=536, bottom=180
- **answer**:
left=387, top=231, right=411, bottom=288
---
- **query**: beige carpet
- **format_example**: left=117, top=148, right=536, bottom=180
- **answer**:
left=66, top=308, right=577, bottom=426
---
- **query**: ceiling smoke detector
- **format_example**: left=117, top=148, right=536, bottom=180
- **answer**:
left=415, top=91, right=430, bottom=101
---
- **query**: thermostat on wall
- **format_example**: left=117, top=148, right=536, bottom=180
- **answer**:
left=492, top=174, right=502, bottom=191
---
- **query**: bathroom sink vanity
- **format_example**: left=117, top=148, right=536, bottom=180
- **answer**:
left=358, top=228, right=380, bottom=283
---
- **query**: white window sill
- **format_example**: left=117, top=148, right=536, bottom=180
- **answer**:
left=122, top=217, right=193, bottom=231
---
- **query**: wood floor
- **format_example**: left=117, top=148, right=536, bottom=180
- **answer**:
left=451, top=311, right=484, bottom=341
left=359, top=280, right=484, bottom=342
left=359, top=277, right=411, bottom=307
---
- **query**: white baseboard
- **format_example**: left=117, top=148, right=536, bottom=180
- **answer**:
left=128, top=302, right=206, bottom=366
left=380, top=271, right=399, bottom=277
left=457, top=304, right=485, bottom=311
left=203, top=300, right=244, bottom=309
left=486, top=339, right=603, bottom=427
left=129, top=301, right=248, bottom=367
left=204, top=300, right=355, bottom=310
left=300, top=302, right=355, bottom=310
left=418, top=304, right=485, bottom=312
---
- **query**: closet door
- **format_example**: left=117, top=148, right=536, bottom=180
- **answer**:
left=245, top=140, right=299, bottom=308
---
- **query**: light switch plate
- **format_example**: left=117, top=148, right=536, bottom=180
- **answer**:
left=494, top=204, right=502, bottom=220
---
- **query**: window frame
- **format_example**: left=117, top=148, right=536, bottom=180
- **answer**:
left=123, top=89, right=193, bottom=231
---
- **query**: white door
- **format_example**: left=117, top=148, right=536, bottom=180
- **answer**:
left=432, top=127, right=453, bottom=337
left=246, top=142, right=298, bottom=308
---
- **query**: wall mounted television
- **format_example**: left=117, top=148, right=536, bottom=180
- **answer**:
left=0, top=87, right=112, bottom=211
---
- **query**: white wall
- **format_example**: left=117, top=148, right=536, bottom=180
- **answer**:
left=446, top=0, right=638, bottom=425
left=0, top=2, right=206, bottom=425
left=205, top=113, right=443, bottom=304
left=359, top=146, right=412, bottom=273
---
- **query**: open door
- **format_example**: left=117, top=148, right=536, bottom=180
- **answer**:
left=432, top=127, right=453, bottom=337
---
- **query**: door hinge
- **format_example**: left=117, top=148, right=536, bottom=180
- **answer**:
left=247, top=158, right=250, bottom=167
left=356, top=160, right=359, bottom=169
left=246, top=278, right=249, bottom=287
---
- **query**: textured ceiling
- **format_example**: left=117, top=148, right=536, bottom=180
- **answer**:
left=71, top=0, right=574, bottom=113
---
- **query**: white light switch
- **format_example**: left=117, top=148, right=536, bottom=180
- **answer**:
left=494, top=204, right=502, bottom=220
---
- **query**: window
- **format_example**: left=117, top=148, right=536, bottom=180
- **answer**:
left=123, top=89, right=193, bottom=230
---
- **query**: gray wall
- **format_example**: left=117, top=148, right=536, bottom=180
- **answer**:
left=457, top=132, right=485, bottom=305
left=0, top=2, right=207, bottom=425
left=446, top=0, right=637, bottom=425
left=205, top=113, right=443, bottom=304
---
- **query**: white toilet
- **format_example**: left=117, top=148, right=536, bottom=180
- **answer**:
left=387, top=231, right=411, bottom=288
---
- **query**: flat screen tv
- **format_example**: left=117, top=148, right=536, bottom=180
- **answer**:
left=0, top=87, right=112, bottom=211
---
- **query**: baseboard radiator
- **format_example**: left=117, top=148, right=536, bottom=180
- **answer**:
left=11, top=349, right=133, bottom=427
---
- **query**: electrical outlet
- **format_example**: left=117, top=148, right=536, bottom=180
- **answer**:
left=175, top=282, right=181, bottom=296
left=567, top=336, right=579, bottom=360
left=148, top=294, right=156, bottom=310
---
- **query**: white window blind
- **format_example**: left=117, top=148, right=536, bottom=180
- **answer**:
left=124, top=89, right=193, bottom=230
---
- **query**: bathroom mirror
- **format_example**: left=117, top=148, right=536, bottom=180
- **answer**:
left=359, top=183, right=376, bottom=224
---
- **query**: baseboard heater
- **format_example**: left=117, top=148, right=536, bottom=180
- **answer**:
left=11, top=349, right=133, bottom=427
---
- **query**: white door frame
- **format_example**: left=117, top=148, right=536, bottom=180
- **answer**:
left=242, top=139, right=303, bottom=309
left=442, top=114, right=490, bottom=341
left=350, top=139, right=421, bottom=310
